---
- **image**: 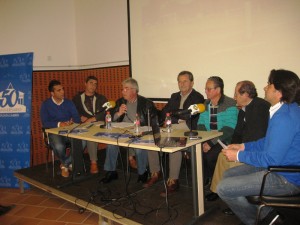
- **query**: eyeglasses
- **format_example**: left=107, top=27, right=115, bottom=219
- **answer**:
left=205, top=87, right=216, bottom=91
left=122, top=87, right=135, bottom=92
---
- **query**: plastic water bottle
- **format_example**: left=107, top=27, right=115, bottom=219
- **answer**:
left=134, top=113, right=140, bottom=134
left=165, top=112, right=172, bottom=133
left=105, top=111, right=112, bottom=129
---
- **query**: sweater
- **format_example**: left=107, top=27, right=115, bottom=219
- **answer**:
left=40, top=98, right=80, bottom=128
left=240, top=103, right=300, bottom=186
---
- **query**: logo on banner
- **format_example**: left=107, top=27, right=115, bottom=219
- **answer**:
left=0, top=83, right=26, bottom=113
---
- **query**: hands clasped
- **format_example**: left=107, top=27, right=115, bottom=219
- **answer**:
left=222, top=143, right=244, bottom=162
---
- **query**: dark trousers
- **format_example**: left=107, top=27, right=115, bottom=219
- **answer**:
left=203, top=143, right=222, bottom=181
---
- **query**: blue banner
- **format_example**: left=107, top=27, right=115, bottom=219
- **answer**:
left=0, top=52, right=33, bottom=188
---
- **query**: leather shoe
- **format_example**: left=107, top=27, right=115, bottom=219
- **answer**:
left=99, top=171, right=118, bottom=183
left=160, top=178, right=179, bottom=197
left=143, top=171, right=161, bottom=188
left=137, top=170, right=148, bottom=183
left=205, top=192, right=219, bottom=201
left=222, top=207, right=235, bottom=216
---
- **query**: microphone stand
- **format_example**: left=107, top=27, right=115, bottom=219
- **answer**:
left=184, top=114, right=198, bottom=137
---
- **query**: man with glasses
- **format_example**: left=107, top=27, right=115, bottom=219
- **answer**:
left=100, top=78, right=157, bottom=184
left=197, top=76, right=238, bottom=192
left=73, top=76, right=108, bottom=174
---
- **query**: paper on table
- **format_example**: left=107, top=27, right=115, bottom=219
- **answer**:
left=217, top=139, right=228, bottom=149
left=111, top=122, right=134, bottom=128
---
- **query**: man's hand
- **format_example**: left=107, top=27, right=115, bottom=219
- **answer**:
left=222, top=149, right=238, bottom=162
left=81, top=116, right=96, bottom=123
left=117, top=104, right=127, bottom=116
left=222, top=143, right=244, bottom=162
left=202, top=142, right=211, bottom=153
left=60, top=120, right=73, bottom=127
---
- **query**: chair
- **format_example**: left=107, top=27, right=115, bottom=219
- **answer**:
left=42, top=128, right=55, bottom=177
left=246, top=166, right=300, bottom=225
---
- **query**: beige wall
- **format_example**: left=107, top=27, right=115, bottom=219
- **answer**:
left=0, top=0, right=129, bottom=70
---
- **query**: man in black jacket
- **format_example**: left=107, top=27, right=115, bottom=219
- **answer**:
left=73, top=76, right=108, bottom=174
left=100, top=78, right=157, bottom=183
left=144, top=71, right=205, bottom=196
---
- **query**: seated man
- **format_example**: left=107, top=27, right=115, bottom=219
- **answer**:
left=144, top=71, right=204, bottom=196
left=73, top=75, right=108, bottom=174
left=40, top=80, right=81, bottom=178
left=205, top=81, right=270, bottom=207
left=197, top=76, right=238, bottom=187
left=100, top=78, right=157, bottom=184
left=217, top=69, right=300, bottom=225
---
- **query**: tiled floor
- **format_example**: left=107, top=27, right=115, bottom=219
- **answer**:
left=0, top=187, right=100, bottom=225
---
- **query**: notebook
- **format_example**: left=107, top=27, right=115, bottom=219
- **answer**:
left=151, top=117, right=187, bottom=148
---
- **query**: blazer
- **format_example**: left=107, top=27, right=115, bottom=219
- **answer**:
left=161, top=89, right=204, bottom=130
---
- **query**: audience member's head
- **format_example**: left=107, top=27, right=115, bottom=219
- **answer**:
left=267, top=69, right=300, bottom=104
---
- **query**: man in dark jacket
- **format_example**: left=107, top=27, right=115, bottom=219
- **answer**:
left=100, top=78, right=157, bottom=183
left=73, top=76, right=107, bottom=174
left=144, top=71, right=205, bottom=197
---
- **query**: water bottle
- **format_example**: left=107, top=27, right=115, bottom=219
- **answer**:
left=134, top=113, right=140, bottom=134
left=105, top=111, right=112, bottom=129
left=165, top=112, right=172, bottom=133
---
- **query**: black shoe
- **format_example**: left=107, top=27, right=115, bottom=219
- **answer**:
left=99, top=171, right=118, bottom=183
left=222, top=207, right=235, bottom=216
left=205, top=192, right=219, bottom=201
left=137, top=170, right=148, bottom=183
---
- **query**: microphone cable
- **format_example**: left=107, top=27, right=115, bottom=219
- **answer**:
left=143, top=146, right=178, bottom=225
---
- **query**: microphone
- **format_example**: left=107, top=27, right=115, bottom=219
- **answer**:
left=173, top=104, right=206, bottom=116
left=102, top=101, right=116, bottom=111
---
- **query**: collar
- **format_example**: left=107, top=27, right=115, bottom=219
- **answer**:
left=52, top=97, right=64, bottom=106
left=269, top=102, right=283, bottom=118
left=127, top=96, right=138, bottom=103
left=243, top=98, right=254, bottom=111
left=180, top=89, right=193, bottom=98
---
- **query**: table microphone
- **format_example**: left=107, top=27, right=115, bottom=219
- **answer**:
left=173, top=104, right=206, bottom=116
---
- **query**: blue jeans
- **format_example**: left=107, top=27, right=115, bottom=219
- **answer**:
left=49, top=134, right=72, bottom=166
left=217, top=164, right=300, bottom=225
left=104, top=145, right=148, bottom=175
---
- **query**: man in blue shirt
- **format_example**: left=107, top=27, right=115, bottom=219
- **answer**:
left=217, top=69, right=300, bottom=225
left=40, top=80, right=81, bottom=178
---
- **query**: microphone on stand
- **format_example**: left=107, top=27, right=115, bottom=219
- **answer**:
left=172, top=103, right=206, bottom=137
left=173, top=104, right=206, bottom=116
left=102, top=101, right=116, bottom=111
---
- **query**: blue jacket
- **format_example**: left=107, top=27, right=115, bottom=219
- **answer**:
left=40, top=98, right=81, bottom=128
left=240, top=103, right=300, bottom=186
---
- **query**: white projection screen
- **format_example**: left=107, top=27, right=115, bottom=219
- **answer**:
left=129, top=0, right=300, bottom=99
